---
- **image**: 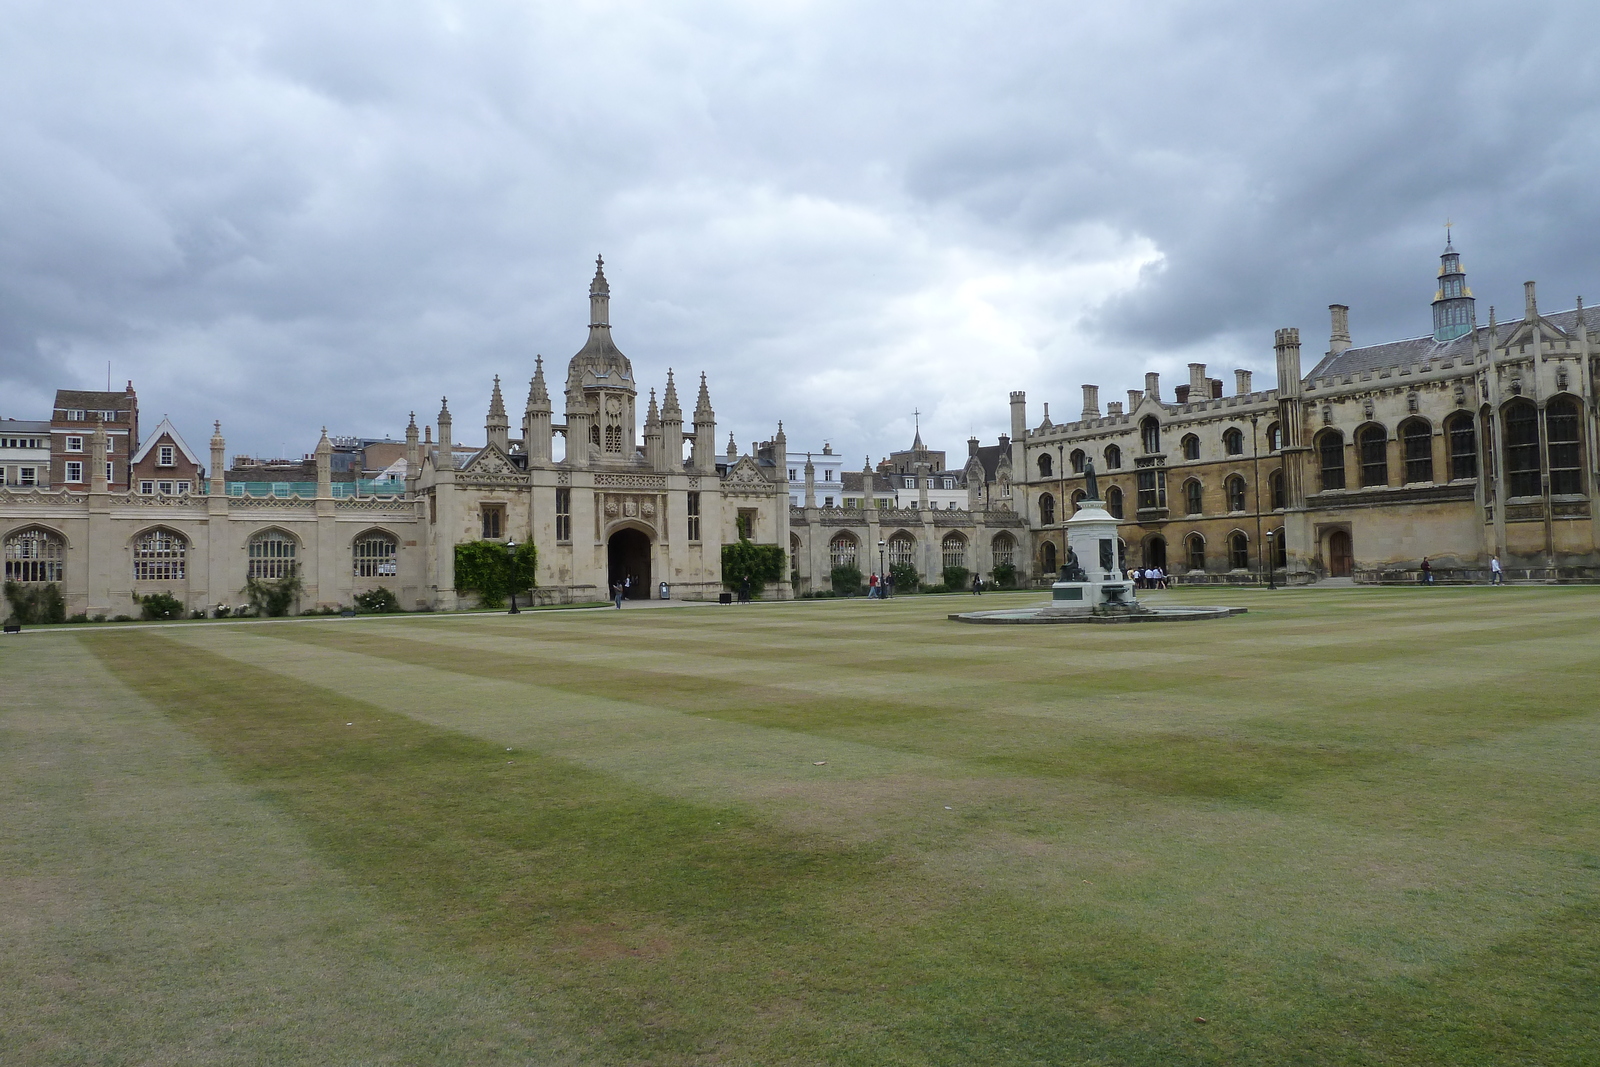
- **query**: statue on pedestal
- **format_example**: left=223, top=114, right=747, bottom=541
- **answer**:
left=1058, top=544, right=1087, bottom=583
left=1083, top=459, right=1099, bottom=502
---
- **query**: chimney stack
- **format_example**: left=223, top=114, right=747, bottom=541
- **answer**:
left=1107, top=401, right=1124, bottom=417
left=1080, top=384, right=1100, bottom=420
left=1188, top=363, right=1207, bottom=402
left=1235, top=369, right=1253, bottom=395
left=1524, top=280, right=1538, bottom=321
left=1144, top=372, right=1160, bottom=401
left=1274, top=327, right=1303, bottom=399
left=1329, top=304, right=1351, bottom=354
left=1126, top=389, right=1142, bottom=410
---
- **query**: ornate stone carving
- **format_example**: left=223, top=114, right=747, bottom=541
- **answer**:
left=623, top=499, right=638, bottom=518
left=595, top=473, right=666, bottom=489
left=641, top=500, right=656, bottom=518
left=604, top=499, right=619, bottom=517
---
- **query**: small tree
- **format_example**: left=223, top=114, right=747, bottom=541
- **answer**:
left=722, top=539, right=785, bottom=598
left=992, top=562, right=1018, bottom=589
left=942, top=566, right=970, bottom=591
left=138, top=592, right=185, bottom=621
left=354, top=587, right=401, bottom=613
left=454, top=540, right=537, bottom=609
left=244, top=562, right=304, bottom=617
left=3, top=581, right=66, bottom=624
left=830, top=564, right=863, bottom=596
left=889, top=562, right=920, bottom=593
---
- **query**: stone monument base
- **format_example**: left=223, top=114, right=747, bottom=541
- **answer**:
left=1043, top=580, right=1141, bottom=616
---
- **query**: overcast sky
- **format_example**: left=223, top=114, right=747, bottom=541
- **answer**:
left=3, top=1, right=1598, bottom=466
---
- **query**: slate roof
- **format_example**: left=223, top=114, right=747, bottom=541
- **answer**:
left=53, top=390, right=135, bottom=412
left=839, top=471, right=898, bottom=494
left=967, top=442, right=1008, bottom=482
left=1307, top=308, right=1592, bottom=380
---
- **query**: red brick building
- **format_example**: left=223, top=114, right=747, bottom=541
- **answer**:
left=130, top=417, right=205, bottom=496
left=51, top=384, right=139, bottom=491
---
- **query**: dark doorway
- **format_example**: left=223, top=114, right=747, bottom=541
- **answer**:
left=1144, top=536, right=1167, bottom=570
left=1041, top=540, right=1057, bottom=575
left=1328, top=530, right=1353, bottom=577
left=607, top=528, right=652, bottom=599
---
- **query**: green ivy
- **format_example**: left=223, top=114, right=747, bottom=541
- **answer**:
left=942, top=566, right=970, bottom=591
left=992, top=562, right=1018, bottom=589
left=244, top=563, right=305, bottom=617
left=454, top=540, right=538, bottom=609
left=721, top=540, right=785, bottom=596
left=889, top=562, right=920, bottom=593
left=829, top=564, right=863, bottom=596
left=3, top=581, right=66, bottom=624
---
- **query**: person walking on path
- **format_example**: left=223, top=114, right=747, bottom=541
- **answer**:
left=739, top=575, right=753, bottom=603
left=1490, top=555, right=1504, bottom=585
left=611, top=580, right=625, bottom=609
left=1420, top=557, right=1433, bottom=585
left=868, top=571, right=881, bottom=599
left=971, top=572, right=983, bottom=595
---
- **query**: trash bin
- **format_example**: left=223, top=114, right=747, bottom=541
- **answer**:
left=719, top=592, right=733, bottom=605
left=658, top=582, right=670, bottom=600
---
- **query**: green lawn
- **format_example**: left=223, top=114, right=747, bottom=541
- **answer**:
left=3, top=586, right=1598, bottom=1065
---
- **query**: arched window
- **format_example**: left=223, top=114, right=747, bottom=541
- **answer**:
left=1272, top=528, right=1287, bottom=568
left=4, top=527, right=64, bottom=583
left=1037, top=453, right=1053, bottom=478
left=1140, top=417, right=1161, bottom=454
left=1069, top=449, right=1085, bottom=474
left=1317, top=431, right=1346, bottom=491
left=1226, top=475, right=1247, bottom=512
left=828, top=533, right=858, bottom=569
left=1229, top=532, right=1250, bottom=570
left=887, top=532, right=916, bottom=568
left=1503, top=400, right=1540, bottom=497
left=1400, top=418, right=1433, bottom=484
left=1548, top=397, right=1583, bottom=495
left=1107, top=485, right=1124, bottom=519
left=1223, top=427, right=1244, bottom=455
left=1266, top=423, right=1282, bottom=451
left=589, top=424, right=600, bottom=447
left=1358, top=425, right=1388, bottom=487
left=248, top=530, right=298, bottom=580
left=1104, top=444, right=1122, bottom=470
left=1185, top=534, right=1206, bottom=572
left=1039, top=492, right=1055, bottom=525
left=353, top=532, right=398, bottom=577
left=1181, top=434, right=1200, bottom=461
left=1270, top=469, right=1285, bottom=510
left=1071, top=489, right=1086, bottom=513
left=1446, top=412, right=1477, bottom=480
left=604, top=424, right=622, bottom=453
left=1183, top=479, right=1203, bottom=515
left=133, top=528, right=187, bottom=581
left=991, top=533, right=1015, bottom=568
left=1041, top=541, right=1057, bottom=574
left=941, top=533, right=967, bottom=570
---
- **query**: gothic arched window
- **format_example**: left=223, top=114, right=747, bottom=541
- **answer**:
left=1358, top=425, right=1389, bottom=487
left=1181, top=434, right=1200, bottom=461
left=941, top=533, right=967, bottom=570
left=133, top=528, right=187, bottom=581
left=1503, top=400, right=1540, bottom=497
left=1548, top=396, right=1583, bottom=495
left=1069, top=449, right=1085, bottom=473
left=1107, top=485, right=1124, bottom=519
left=828, top=533, right=858, bottom=569
left=1104, top=444, right=1122, bottom=470
left=248, top=529, right=298, bottom=580
left=1400, top=418, right=1433, bottom=484
left=1317, top=431, right=1346, bottom=490
left=1039, top=492, right=1055, bottom=526
left=1038, top=453, right=1053, bottom=478
left=353, top=532, right=398, bottom=578
left=1140, top=417, right=1161, bottom=454
left=1223, top=427, right=1244, bottom=455
left=1183, top=479, right=1203, bottom=515
left=1186, top=534, right=1206, bottom=572
left=1226, top=475, right=1247, bottom=512
left=4, top=527, right=64, bottom=583
left=1229, top=532, right=1250, bottom=570
left=1270, top=469, right=1286, bottom=510
left=990, top=533, right=1015, bottom=568
left=1446, top=412, right=1477, bottom=480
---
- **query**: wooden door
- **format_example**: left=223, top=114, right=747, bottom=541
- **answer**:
left=1328, top=530, right=1353, bottom=577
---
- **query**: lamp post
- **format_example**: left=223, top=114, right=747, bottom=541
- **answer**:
left=505, top=539, right=521, bottom=614
left=1266, top=529, right=1277, bottom=590
left=878, top=539, right=887, bottom=599
left=1250, top=414, right=1264, bottom=586
left=1057, top=442, right=1067, bottom=576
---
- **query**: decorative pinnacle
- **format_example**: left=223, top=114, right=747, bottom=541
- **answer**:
left=488, top=375, right=506, bottom=420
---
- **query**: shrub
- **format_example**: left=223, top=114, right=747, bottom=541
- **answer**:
left=67, top=613, right=89, bottom=624
left=889, top=563, right=920, bottom=593
left=354, top=587, right=401, bottom=613
left=455, top=540, right=537, bottom=609
left=942, top=566, right=970, bottom=591
left=112, top=614, right=133, bottom=622
left=3, top=581, right=67, bottom=625
left=923, top=583, right=949, bottom=594
left=992, top=563, right=1018, bottom=589
left=191, top=609, right=206, bottom=620
left=829, top=564, right=863, bottom=597
left=91, top=613, right=107, bottom=623
left=722, top=540, right=785, bottom=597
left=244, top=562, right=305, bottom=617
left=138, top=592, right=186, bottom=621
left=213, top=605, right=232, bottom=618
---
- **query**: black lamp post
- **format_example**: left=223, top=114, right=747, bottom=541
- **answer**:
left=878, top=538, right=887, bottom=599
left=1266, top=529, right=1277, bottom=590
left=505, top=539, right=521, bottom=614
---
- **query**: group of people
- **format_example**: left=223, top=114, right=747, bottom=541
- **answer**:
left=1128, top=566, right=1168, bottom=589
left=1421, top=555, right=1508, bottom=585
left=866, top=572, right=896, bottom=598
left=610, top=573, right=641, bottom=608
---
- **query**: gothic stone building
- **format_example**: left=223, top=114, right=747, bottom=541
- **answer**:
left=1011, top=241, right=1600, bottom=583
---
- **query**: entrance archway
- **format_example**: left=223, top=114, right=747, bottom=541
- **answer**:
left=607, top=527, right=652, bottom=598
left=1328, top=530, right=1353, bottom=577
left=1144, top=535, right=1167, bottom=570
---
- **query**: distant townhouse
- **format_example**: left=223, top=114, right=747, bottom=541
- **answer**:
left=0, top=419, right=52, bottom=489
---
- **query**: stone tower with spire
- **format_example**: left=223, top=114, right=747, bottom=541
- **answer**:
left=564, top=255, right=637, bottom=467
left=523, top=357, right=552, bottom=463
left=1432, top=230, right=1476, bottom=342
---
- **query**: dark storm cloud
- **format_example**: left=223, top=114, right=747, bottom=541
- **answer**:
left=1, top=0, right=1596, bottom=462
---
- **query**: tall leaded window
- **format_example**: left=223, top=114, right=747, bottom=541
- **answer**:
left=1038, top=453, right=1053, bottom=478
left=1107, top=485, right=1124, bottom=519
left=1504, top=400, right=1541, bottom=497
left=1358, top=425, right=1388, bottom=487
left=828, top=533, right=858, bottom=569
left=133, top=528, right=187, bottom=581
left=1039, top=492, right=1055, bottom=525
left=1184, top=479, right=1202, bottom=515
left=1140, top=417, right=1161, bottom=454
left=1041, top=541, right=1057, bottom=574
left=1137, top=467, right=1166, bottom=510
left=481, top=504, right=504, bottom=539
left=4, top=527, right=64, bottom=583
left=1266, top=423, right=1282, bottom=451
left=1446, top=413, right=1477, bottom=480
left=1270, top=470, right=1285, bottom=510
left=941, top=533, right=966, bottom=570
left=1070, top=489, right=1086, bottom=513
left=1229, top=532, right=1250, bottom=570
left=247, top=530, right=297, bottom=579
left=888, top=533, right=915, bottom=568
left=1272, top=528, right=1287, bottom=567
left=1401, top=419, right=1433, bottom=484
left=1318, top=431, right=1346, bottom=490
left=1069, top=449, right=1085, bottom=473
left=991, top=534, right=1015, bottom=568
left=1226, top=475, right=1247, bottom=512
left=556, top=487, right=573, bottom=541
left=1186, top=534, right=1205, bottom=572
left=1181, top=434, right=1200, bottom=461
left=1547, top=397, right=1582, bottom=495
left=353, top=533, right=397, bottom=577
left=1223, top=428, right=1244, bottom=455
left=1104, top=444, right=1122, bottom=470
